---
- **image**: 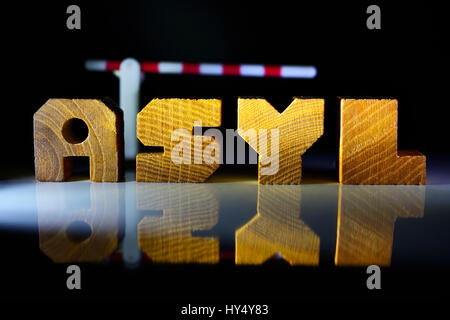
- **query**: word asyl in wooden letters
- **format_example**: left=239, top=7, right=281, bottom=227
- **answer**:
left=33, top=98, right=426, bottom=185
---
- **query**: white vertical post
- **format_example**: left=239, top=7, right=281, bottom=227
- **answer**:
left=122, top=182, right=141, bottom=269
left=119, top=58, right=141, bottom=160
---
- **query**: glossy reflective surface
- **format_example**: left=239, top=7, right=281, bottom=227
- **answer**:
left=1, top=171, right=448, bottom=269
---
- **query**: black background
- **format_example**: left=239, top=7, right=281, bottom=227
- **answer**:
left=1, top=0, right=449, bottom=304
left=1, top=0, right=448, bottom=177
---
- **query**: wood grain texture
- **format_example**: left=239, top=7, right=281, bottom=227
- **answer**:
left=238, top=98, right=324, bottom=184
left=339, top=99, right=426, bottom=185
left=136, top=99, right=221, bottom=182
left=37, top=183, right=121, bottom=262
left=34, top=98, right=124, bottom=182
left=137, top=184, right=219, bottom=263
left=335, top=185, right=424, bottom=266
left=235, top=185, right=319, bottom=265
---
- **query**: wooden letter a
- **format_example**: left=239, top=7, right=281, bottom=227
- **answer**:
left=34, top=98, right=124, bottom=182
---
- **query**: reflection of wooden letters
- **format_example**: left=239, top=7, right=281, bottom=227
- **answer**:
left=37, top=183, right=121, bottom=262
left=339, top=99, right=426, bottom=185
left=136, top=99, right=221, bottom=182
left=137, top=184, right=219, bottom=263
left=238, top=98, right=324, bottom=184
left=335, top=186, right=425, bottom=266
left=236, top=185, right=319, bottom=265
left=34, top=98, right=124, bottom=182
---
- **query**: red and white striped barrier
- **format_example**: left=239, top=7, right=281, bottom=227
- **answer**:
left=85, top=58, right=317, bottom=160
left=85, top=60, right=317, bottom=79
